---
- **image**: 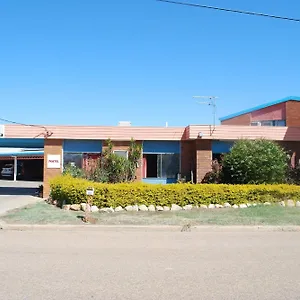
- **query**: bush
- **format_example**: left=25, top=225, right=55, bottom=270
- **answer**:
left=202, top=159, right=222, bottom=183
left=287, top=165, right=300, bottom=185
left=222, top=139, right=288, bottom=184
left=50, top=175, right=300, bottom=208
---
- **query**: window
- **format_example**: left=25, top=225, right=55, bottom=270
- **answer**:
left=63, top=153, right=83, bottom=169
left=144, top=153, right=180, bottom=179
left=260, top=121, right=273, bottom=126
left=274, top=120, right=286, bottom=126
left=113, top=150, right=128, bottom=159
left=251, top=120, right=286, bottom=127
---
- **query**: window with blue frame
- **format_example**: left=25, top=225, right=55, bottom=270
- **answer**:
left=63, top=140, right=102, bottom=170
left=63, top=153, right=83, bottom=168
left=144, top=153, right=180, bottom=179
left=142, top=141, right=180, bottom=179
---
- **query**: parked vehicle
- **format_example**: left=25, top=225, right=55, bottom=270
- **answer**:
left=1, top=163, right=24, bottom=179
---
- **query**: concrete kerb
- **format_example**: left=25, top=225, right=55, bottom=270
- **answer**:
left=1, top=222, right=300, bottom=232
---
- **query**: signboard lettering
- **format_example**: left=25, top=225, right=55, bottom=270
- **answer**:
left=47, top=155, right=61, bottom=169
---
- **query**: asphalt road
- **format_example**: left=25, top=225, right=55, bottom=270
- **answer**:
left=1, top=228, right=300, bottom=300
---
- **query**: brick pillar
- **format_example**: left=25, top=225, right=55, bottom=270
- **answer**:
left=43, top=139, right=63, bottom=198
left=196, top=139, right=212, bottom=183
left=181, top=140, right=196, bottom=182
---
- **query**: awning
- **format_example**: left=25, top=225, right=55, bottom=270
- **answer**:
left=0, top=151, right=44, bottom=158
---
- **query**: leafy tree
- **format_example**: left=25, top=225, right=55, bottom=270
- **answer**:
left=222, top=139, right=288, bottom=184
left=89, top=139, right=141, bottom=183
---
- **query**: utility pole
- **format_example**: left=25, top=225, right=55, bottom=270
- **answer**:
left=193, top=96, right=218, bottom=131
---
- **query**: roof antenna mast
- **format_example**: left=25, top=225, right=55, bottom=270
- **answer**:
left=193, top=96, right=218, bottom=134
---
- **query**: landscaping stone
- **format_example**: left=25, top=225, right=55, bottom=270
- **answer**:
left=70, top=204, right=81, bottom=211
left=80, top=203, right=87, bottom=211
left=125, top=205, right=133, bottom=211
left=148, top=205, right=156, bottom=212
left=215, top=204, right=223, bottom=208
left=163, top=206, right=170, bottom=211
left=264, top=202, right=271, bottom=206
left=171, top=204, right=182, bottom=211
left=52, top=200, right=58, bottom=206
left=239, top=204, right=247, bottom=209
left=200, top=204, right=208, bottom=209
left=232, top=204, right=239, bottom=209
left=156, top=206, right=164, bottom=211
left=247, top=203, right=252, bottom=207
left=139, top=205, right=148, bottom=212
left=252, top=203, right=257, bottom=207
left=115, top=206, right=124, bottom=212
left=62, top=205, right=71, bottom=210
left=91, top=205, right=99, bottom=212
left=99, top=207, right=114, bottom=213
left=287, top=200, right=295, bottom=207
left=132, top=205, right=139, bottom=212
left=296, top=201, right=300, bottom=207
left=223, top=203, right=231, bottom=208
left=208, top=204, right=215, bottom=209
left=183, top=204, right=193, bottom=210
left=278, top=201, right=285, bottom=207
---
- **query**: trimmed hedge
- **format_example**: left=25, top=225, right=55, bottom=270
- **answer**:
left=50, top=175, right=300, bottom=208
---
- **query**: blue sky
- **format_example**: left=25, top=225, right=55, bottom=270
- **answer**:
left=0, top=0, right=299, bottom=126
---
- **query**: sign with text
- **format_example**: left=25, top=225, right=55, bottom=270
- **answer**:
left=86, top=187, right=94, bottom=196
left=47, top=155, right=61, bottom=169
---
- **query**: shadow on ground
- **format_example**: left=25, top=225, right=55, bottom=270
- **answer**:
left=0, top=187, right=39, bottom=196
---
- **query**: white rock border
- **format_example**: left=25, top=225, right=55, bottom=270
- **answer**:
left=56, top=200, right=298, bottom=213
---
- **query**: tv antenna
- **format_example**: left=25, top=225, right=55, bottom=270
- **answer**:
left=193, top=95, right=218, bottom=133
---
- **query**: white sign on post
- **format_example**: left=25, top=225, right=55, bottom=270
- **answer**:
left=47, top=155, right=61, bottom=169
left=86, top=188, right=94, bottom=196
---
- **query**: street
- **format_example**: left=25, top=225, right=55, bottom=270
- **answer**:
left=1, top=228, right=300, bottom=300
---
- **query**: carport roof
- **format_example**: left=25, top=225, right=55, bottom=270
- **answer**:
left=0, top=151, right=44, bottom=157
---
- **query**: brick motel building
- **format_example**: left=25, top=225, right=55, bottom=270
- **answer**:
left=1, top=96, right=300, bottom=198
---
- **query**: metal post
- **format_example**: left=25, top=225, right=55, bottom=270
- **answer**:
left=13, top=156, right=17, bottom=182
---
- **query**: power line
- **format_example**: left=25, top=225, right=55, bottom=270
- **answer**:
left=157, top=0, right=300, bottom=23
left=0, top=117, right=53, bottom=138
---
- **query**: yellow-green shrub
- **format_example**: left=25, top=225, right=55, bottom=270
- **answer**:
left=50, top=175, right=300, bottom=208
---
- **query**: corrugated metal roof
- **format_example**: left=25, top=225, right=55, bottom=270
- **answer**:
left=4, top=124, right=300, bottom=142
left=4, top=125, right=186, bottom=141
left=188, top=125, right=300, bottom=141
left=219, top=96, right=300, bottom=122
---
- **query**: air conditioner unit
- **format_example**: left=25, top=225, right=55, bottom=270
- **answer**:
left=0, top=125, right=4, bottom=137
left=118, top=121, right=131, bottom=127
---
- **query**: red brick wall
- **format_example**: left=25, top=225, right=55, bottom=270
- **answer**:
left=286, top=101, right=300, bottom=127
left=221, top=113, right=251, bottom=125
left=43, top=139, right=63, bottom=198
left=195, top=139, right=212, bottom=183
left=181, top=140, right=196, bottom=181
left=251, top=103, right=286, bottom=121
